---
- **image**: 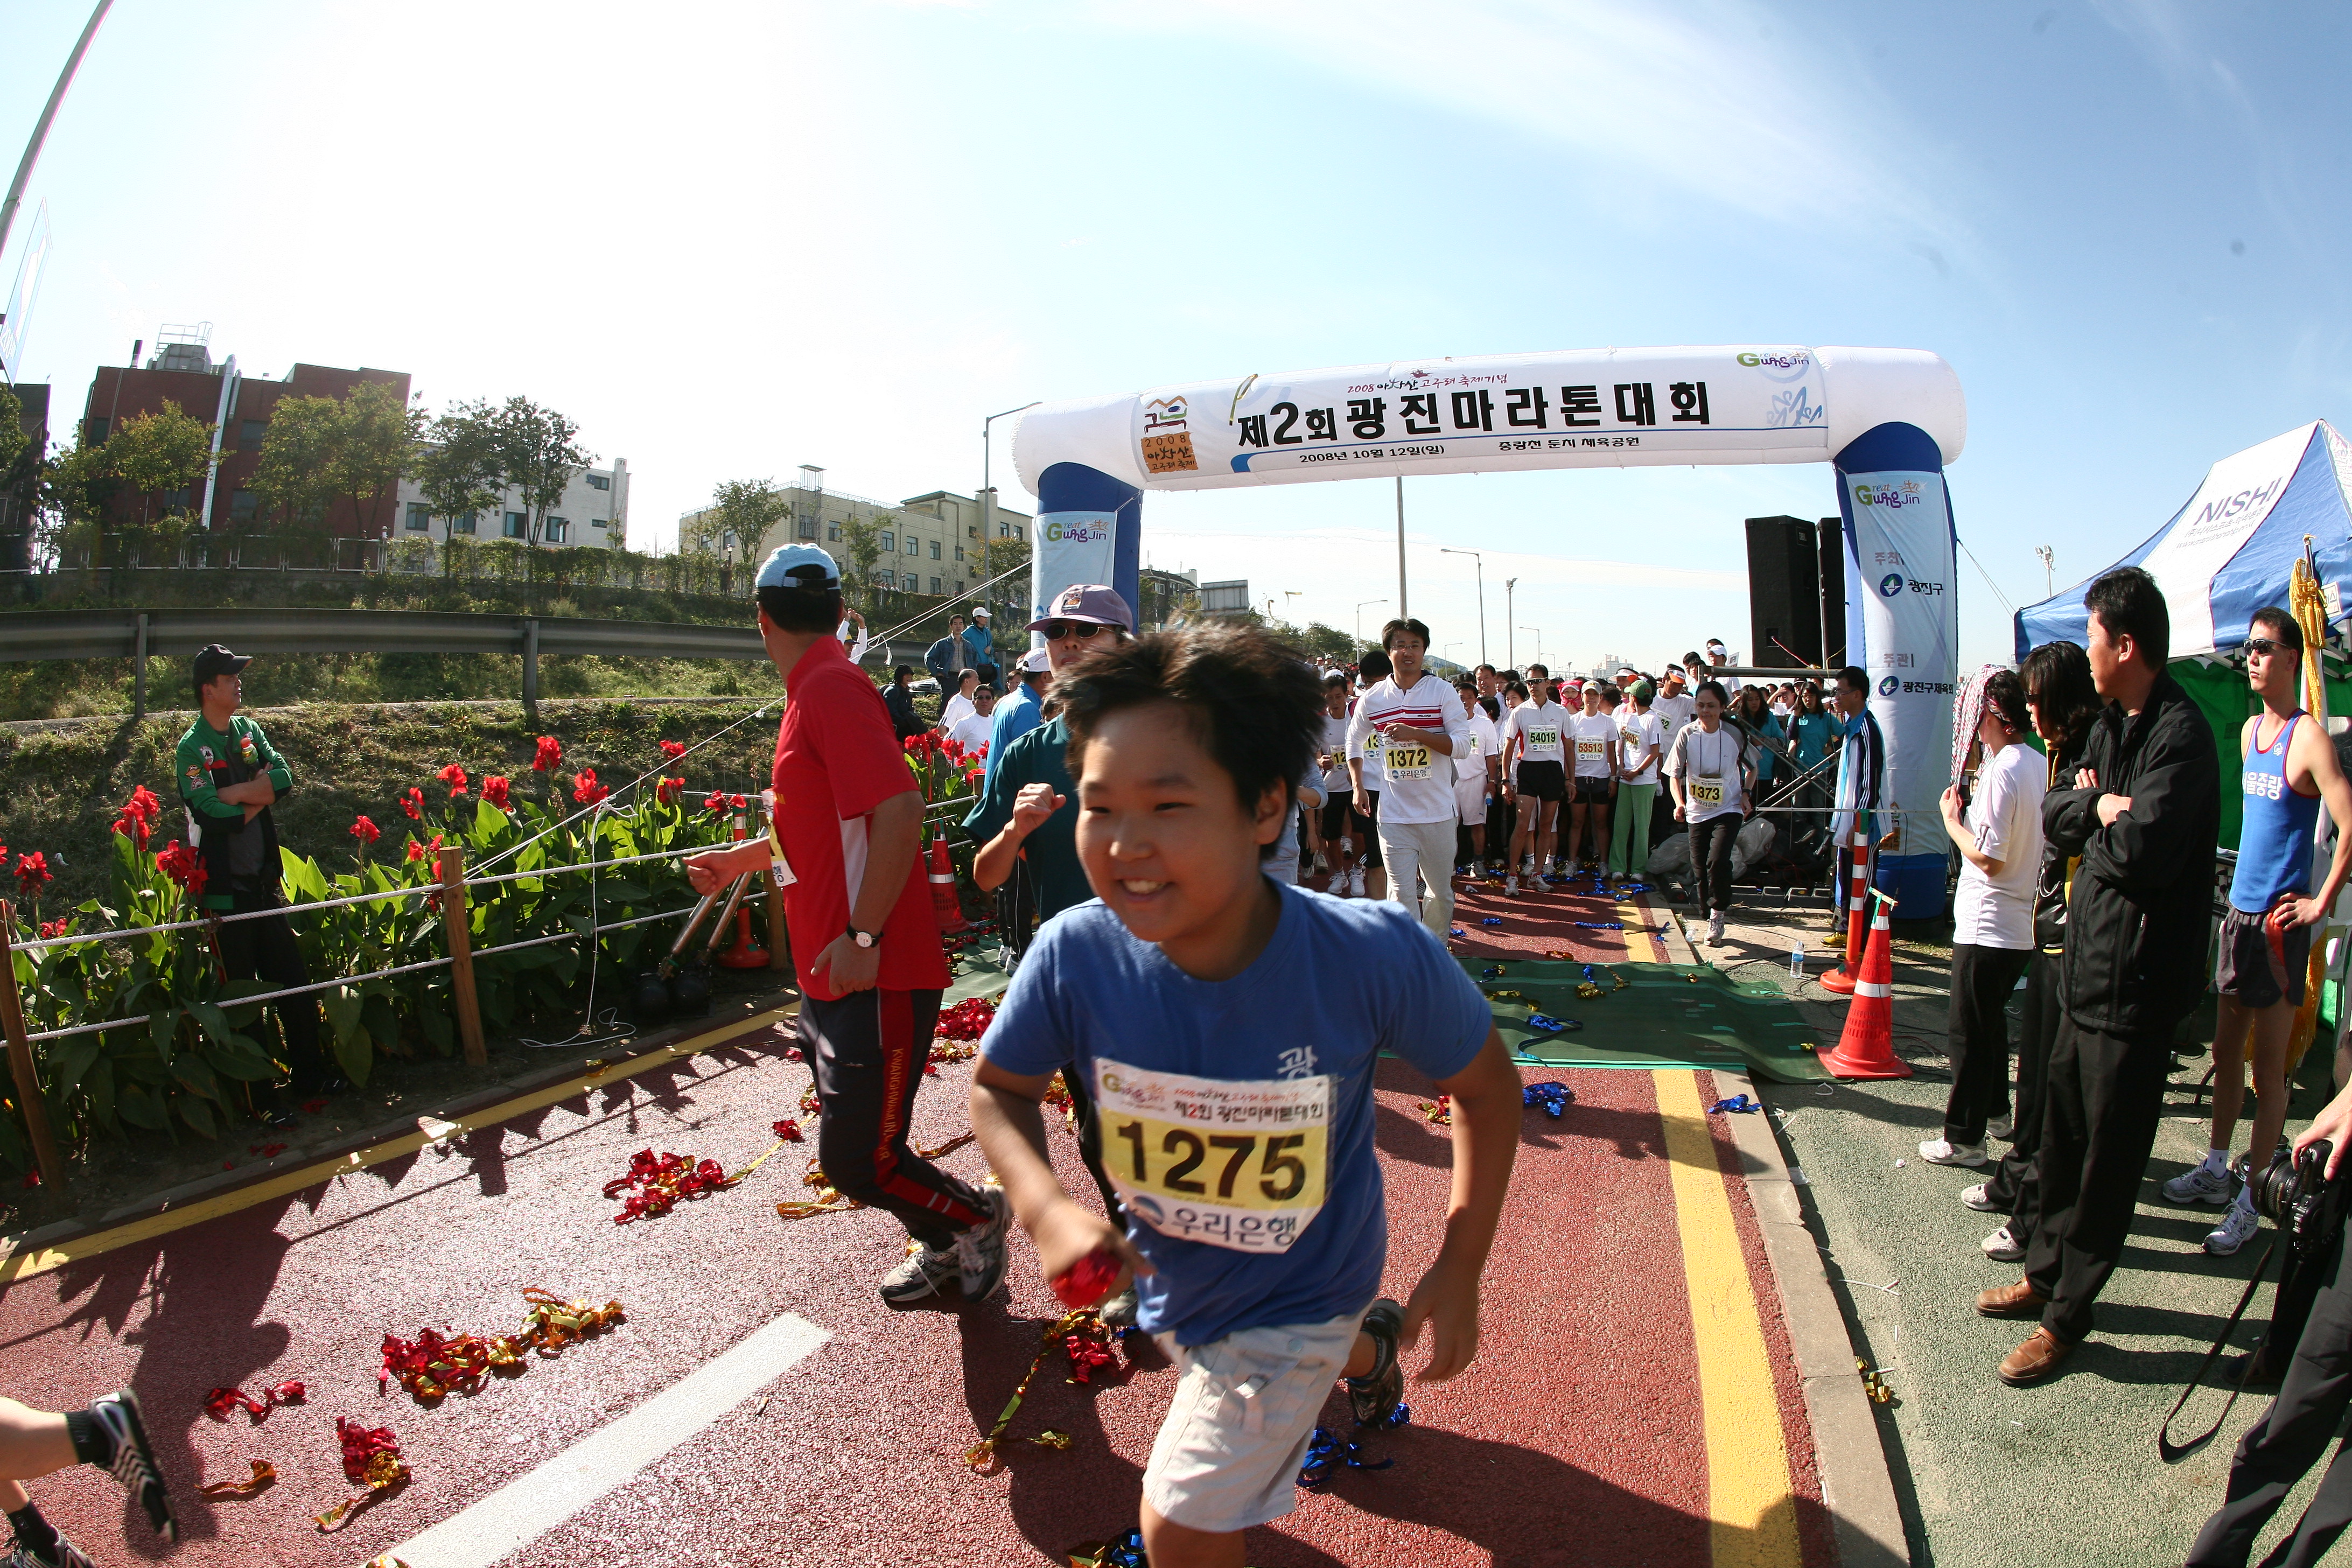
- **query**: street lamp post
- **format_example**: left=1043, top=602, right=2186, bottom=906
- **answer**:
left=1355, top=598, right=1387, bottom=645
left=1519, top=626, right=1544, bottom=667
left=1439, top=546, right=1486, bottom=667
left=1503, top=578, right=1517, bottom=669
left=979, top=400, right=1040, bottom=629
left=0, top=1, right=113, bottom=272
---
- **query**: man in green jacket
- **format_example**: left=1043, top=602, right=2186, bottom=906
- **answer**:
left=173, top=645, right=328, bottom=1095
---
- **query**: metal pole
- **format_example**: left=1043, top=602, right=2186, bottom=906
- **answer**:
left=132, top=611, right=146, bottom=720
left=0, top=1, right=113, bottom=272
left=1394, top=477, right=1408, bottom=620
left=1441, top=547, right=1485, bottom=667
left=1354, top=598, right=1385, bottom=644
left=522, top=618, right=540, bottom=711
left=1504, top=578, right=1517, bottom=669
left=979, top=401, right=1039, bottom=642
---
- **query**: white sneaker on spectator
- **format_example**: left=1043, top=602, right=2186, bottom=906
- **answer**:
left=1986, top=1115, right=2014, bottom=1142
left=1314, top=850, right=1330, bottom=872
left=1981, top=1224, right=2025, bottom=1262
left=1919, top=1137, right=1989, bottom=1167
left=1348, top=870, right=1367, bottom=898
left=1706, top=913, right=1725, bottom=944
left=1504, top=874, right=1520, bottom=897
left=2205, top=1202, right=2260, bottom=1257
left=2162, top=1163, right=2236, bottom=1206
left=1960, top=1182, right=2001, bottom=1212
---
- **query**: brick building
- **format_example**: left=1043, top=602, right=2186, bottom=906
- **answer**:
left=79, top=324, right=410, bottom=536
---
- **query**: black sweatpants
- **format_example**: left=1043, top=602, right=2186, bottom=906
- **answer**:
left=2021, top=1014, right=2175, bottom=1343
left=802, top=988, right=990, bottom=1251
left=1983, top=949, right=2063, bottom=1221
left=1940, top=943, right=2032, bottom=1146
left=215, top=885, right=320, bottom=1075
left=2187, top=1235, right=2352, bottom=1567
left=1690, top=813, right=1740, bottom=914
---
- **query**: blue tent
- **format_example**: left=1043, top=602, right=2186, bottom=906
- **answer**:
left=2015, top=421, right=2352, bottom=660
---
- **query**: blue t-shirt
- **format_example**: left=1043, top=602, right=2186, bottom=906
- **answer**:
left=983, top=683, right=1042, bottom=790
left=983, top=884, right=1490, bottom=1346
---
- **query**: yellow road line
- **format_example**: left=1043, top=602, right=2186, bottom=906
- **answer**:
left=1618, top=894, right=1665, bottom=962
left=0, top=1006, right=796, bottom=1288
left=1654, top=1067, right=1801, bottom=1568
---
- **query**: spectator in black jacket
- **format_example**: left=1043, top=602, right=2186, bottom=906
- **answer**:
left=883, top=666, right=926, bottom=741
left=1976, top=567, right=2220, bottom=1384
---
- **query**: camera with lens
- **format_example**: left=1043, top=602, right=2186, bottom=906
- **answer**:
left=2247, top=1139, right=2352, bottom=1261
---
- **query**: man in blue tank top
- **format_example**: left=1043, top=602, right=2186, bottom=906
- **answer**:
left=2164, top=608, right=2352, bottom=1255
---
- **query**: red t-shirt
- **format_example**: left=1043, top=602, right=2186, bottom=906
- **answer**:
left=771, top=636, right=948, bottom=1000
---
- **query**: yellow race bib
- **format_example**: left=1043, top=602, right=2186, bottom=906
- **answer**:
left=1691, top=775, right=1726, bottom=808
left=1093, top=1058, right=1331, bottom=1254
left=1382, top=741, right=1434, bottom=781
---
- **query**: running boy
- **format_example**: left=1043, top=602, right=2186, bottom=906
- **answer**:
left=971, top=624, right=1521, bottom=1568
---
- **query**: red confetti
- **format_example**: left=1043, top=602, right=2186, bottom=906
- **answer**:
left=205, top=1381, right=304, bottom=1423
left=603, top=1148, right=732, bottom=1224
left=301, top=1098, right=330, bottom=1115
left=771, top=1119, right=803, bottom=1142
left=935, top=997, right=997, bottom=1042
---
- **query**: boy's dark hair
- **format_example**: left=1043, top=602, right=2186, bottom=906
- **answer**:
left=1059, top=623, right=1322, bottom=860
left=1837, top=665, right=1870, bottom=696
left=757, top=583, right=843, bottom=635
left=2021, top=640, right=2099, bottom=757
left=2084, top=566, right=2170, bottom=665
left=2249, top=606, right=2304, bottom=659
left=1380, top=617, right=1431, bottom=653
left=1480, top=694, right=1502, bottom=719
left=1983, top=668, right=2031, bottom=738
left=1358, top=648, right=1393, bottom=682
left=1683, top=650, right=1704, bottom=668
left=1599, top=681, right=1621, bottom=704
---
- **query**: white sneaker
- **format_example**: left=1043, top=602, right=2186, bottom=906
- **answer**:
left=1981, top=1223, right=2025, bottom=1262
left=1706, top=912, right=1725, bottom=944
left=1919, top=1137, right=1990, bottom=1167
left=1314, top=849, right=1330, bottom=872
left=1346, top=870, right=1366, bottom=898
left=1520, top=855, right=1536, bottom=876
left=1986, top=1115, right=2014, bottom=1142
left=1504, top=874, right=1520, bottom=897
left=2162, top=1162, right=2236, bottom=1206
left=2206, top=1202, right=2261, bottom=1257
left=1960, top=1182, right=2001, bottom=1213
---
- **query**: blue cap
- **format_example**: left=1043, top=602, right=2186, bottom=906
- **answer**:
left=754, top=543, right=840, bottom=591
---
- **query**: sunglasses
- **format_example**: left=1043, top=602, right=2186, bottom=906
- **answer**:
left=1040, top=619, right=1111, bottom=641
left=2245, top=636, right=2298, bottom=658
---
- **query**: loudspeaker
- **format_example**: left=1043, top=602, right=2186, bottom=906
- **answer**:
left=1745, top=516, right=1820, bottom=670
left=1819, top=517, right=1847, bottom=669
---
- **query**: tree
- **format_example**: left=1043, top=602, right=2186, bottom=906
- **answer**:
left=414, top=401, right=506, bottom=538
left=105, top=401, right=218, bottom=526
left=492, top=396, right=592, bottom=547
left=836, top=514, right=884, bottom=608
left=333, top=380, right=426, bottom=538
left=688, top=478, right=788, bottom=562
left=1296, top=621, right=1354, bottom=661
left=0, top=383, right=25, bottom=477
left=250, top=394, right=346, bottom=534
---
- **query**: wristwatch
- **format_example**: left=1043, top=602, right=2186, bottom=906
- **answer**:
left=847, top=925, right=878, bottom=949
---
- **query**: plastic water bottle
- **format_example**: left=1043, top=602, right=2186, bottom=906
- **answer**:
left=1788, top=944, right=1805, bottom=979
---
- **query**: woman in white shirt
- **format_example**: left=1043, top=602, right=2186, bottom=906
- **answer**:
left=1921, top=670, right=2048, bottom=1168
left=1666, top=681, right=1754, bottom=944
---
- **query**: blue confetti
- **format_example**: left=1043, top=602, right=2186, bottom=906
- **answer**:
left=1525, top=1013, right=1582, bottom=1034
left=1709, top=1094, right=1762, bottom=1114
left=1572, top=921, right=1624, bottom=930
left=1480, top=916, right=1504, bottom=927
left=1523, top=1082, right=1574, bottom=1117
left=1448, top=927, right=1466, bottom=937
left=1299, top=1415, right=1404, bottom=1489
left=1481, top=965, right=1507, bottom=978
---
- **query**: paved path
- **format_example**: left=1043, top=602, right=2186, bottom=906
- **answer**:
left=2, top=875, right=1843, bottom=1567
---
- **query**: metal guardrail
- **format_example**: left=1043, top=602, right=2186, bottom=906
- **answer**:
left=0, top=606, right=936, bottom=716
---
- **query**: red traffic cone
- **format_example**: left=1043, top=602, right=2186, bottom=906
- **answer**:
left=927, top=835, right=969, bottom=934
left=1817, top=830, right=1873, bottom=997
left=1818, top=890, right=1910, bottom=1080
left=717, top=904, right=770, bottom=969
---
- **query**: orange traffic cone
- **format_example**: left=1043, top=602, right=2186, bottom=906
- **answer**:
left=716, top=904, right=770, bottom=969
left=1817, top=829, right=1873, bottom=997
left=1818, top=890, right=1909, bottom=1080
left=927, top=835, right=969, bottom=934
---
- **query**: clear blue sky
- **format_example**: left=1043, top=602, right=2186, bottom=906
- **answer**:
left=2, top=0, right=2344, bottom=673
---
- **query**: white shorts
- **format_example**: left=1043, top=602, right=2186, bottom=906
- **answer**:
left=1453, top=773, right=1489, bottom=825
left=1143, top=1311, right=1362, bottom=1534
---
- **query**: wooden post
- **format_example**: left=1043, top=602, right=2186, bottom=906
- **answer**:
left=0, top=900, right=67, bottom=1193
left=438, top=846, right=487, bottom=1066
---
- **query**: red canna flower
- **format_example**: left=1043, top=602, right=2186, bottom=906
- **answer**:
left=659, top=739, right=687, bottom=761
left=13, top=852, right=51, bottom=897
left=400, top=787, right=424, bottom=821
left=655, top=776, right=684, bottom=804
left=704, top=789, right=727, bottom=814
left=349, top=815, right=381, bottom=845
left=730, top=794, right=747, bottom=810
left=572, top=769, right=610, bottom=807
left=121, top=785, right=161, bottom=824
left=481, top=775, right=512, bottom=809
left=902, top=735, right=921, bottom=754
left=405, top=832, right=445, bottom=865
left=156, top=841, right=208, bottom=895
left=111, top=810, right=150, bottom=851
left=532, top=735, right=563, bottom=772
left=37, top=916, right=67, bottom=940
left=437, top=763, right=468, bottom=797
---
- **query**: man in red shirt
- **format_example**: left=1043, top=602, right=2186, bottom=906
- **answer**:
left=689, top=544, right=1009, bottom=1305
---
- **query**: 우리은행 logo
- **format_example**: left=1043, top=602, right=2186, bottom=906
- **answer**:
left=1879, top=573, right=1905, bottom=597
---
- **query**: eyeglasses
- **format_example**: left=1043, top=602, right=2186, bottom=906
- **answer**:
left=2246, top=636, right=2295, bottom=657
left=1040, top=620, right=1111, bottom=641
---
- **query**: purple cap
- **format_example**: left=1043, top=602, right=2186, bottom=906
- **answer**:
left=1027, top=583, right=1133, bottom=634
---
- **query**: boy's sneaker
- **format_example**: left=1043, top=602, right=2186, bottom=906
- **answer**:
left=8, top=1535, right=96, bottom=1568
left=1959, top=1182, right=2001, bottom=1213
left=1098, top=1285, right=1139, bottom=1328
left=878, top=1239, right=960, bottom=1304
left=954, top=1187, right=1013, bottom=1303
left=1920, top=1138, right=1989, bottom=1167
left=1986, top=1115, right=2014, bottom=1142
left=1314, top=850, right=1330, bottom=872
left=1706, top=912, right=1725, bottom=944
left=1504, top=874, right=1519, bottom=897
left=2206, top=1202, right=2261, bottom=1257
left=1347, top=870, right=1367, bottom=898
left=1980, top=1224, right=2025, bottom=1262
left=1346, top=1298, right=1406, bottom=1426
left=87, top=1390, right=176, bottom=1542
left=2163, top=1162, right=2236, bottom=1206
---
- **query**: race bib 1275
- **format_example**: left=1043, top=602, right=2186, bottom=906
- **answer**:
left=1091, top=1057, right=1332, bottom=1254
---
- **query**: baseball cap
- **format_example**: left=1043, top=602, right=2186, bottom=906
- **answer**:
left=754, top=543, right=841, bottom=592
left=1027, top=583, right=1134, bottom=634
left=970, top=605, right=991, bottom=619
left=1020, top=648, right=1051, bottom=673
left=1633, top=680, right=1656, bottom=703
left=192, top=644, right=251, bottom=683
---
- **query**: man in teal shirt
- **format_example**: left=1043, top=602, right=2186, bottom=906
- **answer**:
left=982, top=649, right=1049, bottom=792
left=174, top=643, right=328, bottom=1095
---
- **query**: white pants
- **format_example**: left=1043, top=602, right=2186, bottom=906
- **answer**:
left=1377, top=815, right=1458, bottom=937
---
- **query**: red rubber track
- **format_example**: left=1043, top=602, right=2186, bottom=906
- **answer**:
left=1, top=879, right=1831, bottom=1566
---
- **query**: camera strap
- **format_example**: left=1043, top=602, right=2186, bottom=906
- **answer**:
left=2159, top=1237, right=2278, bottom=1462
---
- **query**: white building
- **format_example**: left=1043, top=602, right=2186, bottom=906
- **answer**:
left=393, top=458, right=631, bottom=549
left=676, top=466, right=1030, bottom=601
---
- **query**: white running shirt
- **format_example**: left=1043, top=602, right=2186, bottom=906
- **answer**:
left=1618, top=709, right=1664, bottom=786
left=1457, top=706, right=1501, bottom=782
left=1344, top=674, right=1474, bottom=824
left=1569, top=712, right=1619, bottom=779
left=1505, top=700, right=1569, bottom=767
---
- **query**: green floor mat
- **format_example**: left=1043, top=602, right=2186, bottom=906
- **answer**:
left=944, top=944, right=1014, bottom=1004
left=1465, top=957, right=1833, bottom=1083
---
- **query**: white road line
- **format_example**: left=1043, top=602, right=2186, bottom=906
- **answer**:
left=381, top=1312, right=831, bottom=1568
